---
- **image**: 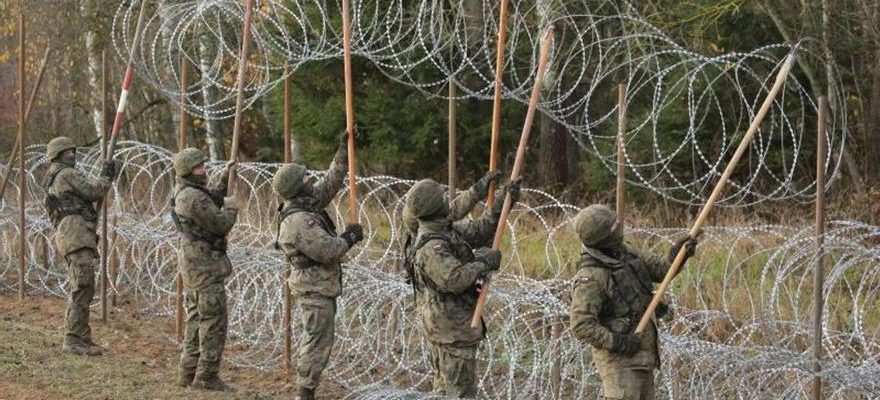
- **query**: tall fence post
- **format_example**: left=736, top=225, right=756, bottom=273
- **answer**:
left=616, top=83, right=626, bottom=222
left=282, top=65, right=293, bottom=376
left=448, top=80, right=457, bottom=197
left=175, top=54, right=188, bottom=342
left=100, top=50, right=109, bottom=322
left=811, top=96, right=827, bottom=400
left=17, top=13, right=27, bottom=302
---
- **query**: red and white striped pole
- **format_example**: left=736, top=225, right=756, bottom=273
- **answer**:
left=106, top=0, right=148, bottom=158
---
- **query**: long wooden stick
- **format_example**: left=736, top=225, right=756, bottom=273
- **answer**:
left=106, top=0, right=148, bottom=159
left=616, top=83, right=627, bottom=222
left=342, top=0, right=358, bottom=223
left=486, top=0, right=511, bottom=208
left=282, top=65, right=293, bottom=376
left=448, top=80, right=457, bottom=197
left=226, top=0, right=255, bottom=193
left=471, top=27, right=554, bottom=328
left=100, top=50, right=109, bottom=322
left=175, top=53, right=187, bottom=342
left=634, top=51, right=797, bottom=334
left=811, top=96, right=827, bottom=400
left=0, top=46, right=49, bottom=205
left=17, top=13, right=26, bottom=301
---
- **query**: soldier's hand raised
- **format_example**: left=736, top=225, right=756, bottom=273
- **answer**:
left=668, top=236, right=698, bottom=264
left=100, top=160, right=122, bottom=181
left=474, top=247, right=502, bottom=272
left=340, top=223, right=364, bottom=247
left=472, top=170, right=502, bottom=199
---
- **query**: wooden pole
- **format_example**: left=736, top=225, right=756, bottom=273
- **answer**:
left=486, top=0, right=511, bottom=208
left=342, top=0, right=359, bottom=223
left=175, top=54, right=187, bottom=342
left=17, top=13, right=27, bottom=301
left=811, top=96, right=827, bottom=400
left=550, top=316, right=562, bottom=399
left=448, top=80, right=457, bottom=196
left=225, top=0, right=255, bottom=192
left=471, top=28, right=554, bottom=328
left=634, top=52, right=797, bottom=333
left=109, top=213, right=119, bottom=307
left=0, top=46, right=49, bottom=201
left=282, top=65, right=293, bottom=376
left=100, top=50, right=109, bottom=322
left=616, top=83, right=626, bottom=222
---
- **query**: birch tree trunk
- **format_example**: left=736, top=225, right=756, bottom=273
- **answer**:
left=198, top=34, right=222, bottom=160
left=79, top=0, right=103, bottom=141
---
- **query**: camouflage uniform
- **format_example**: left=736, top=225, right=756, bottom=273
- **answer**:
left=171, top=148, right=238, bottom=391
left=43, top=137, right=118, bottom=356
left=273, top=140, right=363, bottom=400
left=406, top=178, right=517, bottom=398
left=569, top=204, right=696, bottom=400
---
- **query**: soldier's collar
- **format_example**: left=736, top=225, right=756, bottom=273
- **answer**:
left=283, top=196, right=319, bottom=211
left=581, top=245, right=627, bottom=268
left=417, top=219, right=450, bottom=235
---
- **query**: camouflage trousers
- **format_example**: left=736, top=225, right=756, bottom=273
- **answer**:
left=64, top=249, right=97, bottom=345
left=179, top=283, right=228, bottom=377
left=429, top=342, right=479, bottom=398
left=598, top=367, right=655, bottom=400
left=296, top=297, right=336, bottom=389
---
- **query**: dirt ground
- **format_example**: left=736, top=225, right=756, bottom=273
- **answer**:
left=0, top=294, right=346, bottom=400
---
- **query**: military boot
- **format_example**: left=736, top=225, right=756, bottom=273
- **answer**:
left=191, top=372, right=234, bottom=392
left=82, top=337, right=105, bottom=355
left=176, top=368, right=196, bottom=387
left=295, top=386, right=315, bottom=400
left=62, top=339, right=101, bottom=356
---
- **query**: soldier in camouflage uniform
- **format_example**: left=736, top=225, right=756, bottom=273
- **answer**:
left=44, top=137, right=120, bottom=356
left=401, top=169, right=502, bottom=285
left=569, top=204, right=697, bottom=400
left=171, top=148, right=239, bottom=391
left=273, top=133, right=363, bottom=400
left=406, top=177, right=520, bottom=398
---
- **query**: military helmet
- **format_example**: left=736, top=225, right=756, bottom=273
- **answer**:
left=272, top=164, right=308, bottom=199
left=405, top=179, right=449, bottom=220
left=574, top=204, right=623, bottom=249
left=173, top=148, right=208, bottom=177
left=46, top=136, right=77, bottom=161
left=401, top=205, right=418, bottom=234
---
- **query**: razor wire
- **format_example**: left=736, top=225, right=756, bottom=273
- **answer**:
left=1, top=142, right=877, bottom=399
left=111, top=0, right=845, bottom=207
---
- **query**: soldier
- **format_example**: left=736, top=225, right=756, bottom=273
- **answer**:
left=171, top=148, right=238, bottom=391
left=406, top=177, right=520, bottom=398
left=569, top=204, right=697, bottom=400
left=44, top=137, right=120, bottom=356
left=273, top=133, right=363, bottom=400
left=401, top=170, right=502, bottom=287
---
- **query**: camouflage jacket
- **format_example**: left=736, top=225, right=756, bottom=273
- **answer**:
left=570, top=245, right=669, bottom=370
left=44, top=162, right=112, bottom=256
left=173, top=176, right=237, bottom=291
left=278, top=147, right=348, bottom=302
left=412, top=214, right=497, bottom=346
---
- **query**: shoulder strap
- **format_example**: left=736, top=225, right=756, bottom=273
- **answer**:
left=43, top=164, right=70, bottom=189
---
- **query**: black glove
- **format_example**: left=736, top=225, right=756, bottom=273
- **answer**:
left=473, top=247, right=502, bottom=272
left=668, top=236, right=698, bottom=264
left=339, top=223, right=364, bottom=247
left=491, top=177, right=522, bottom=218
left=611, top=333, right=642, bottom=356
left=100, top=160, right=121, bottom=180
left=472, top=170, right=502, bottom=199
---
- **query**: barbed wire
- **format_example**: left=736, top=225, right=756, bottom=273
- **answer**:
left=1, top=142, right=877, bottom=399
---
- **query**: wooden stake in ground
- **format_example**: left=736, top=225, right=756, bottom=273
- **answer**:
left=448, top=80, right=457, bottom=197
left=226, top=0, right=255, bottom=192
left=486, top=0, right=511, bottom=208
left=17, top=13, right=27, bottom=301
left=634, top=51, right=798, bottom=334
left=342, top=0, right=359, bottom=223
left=175, top=54, right=188, bottom=342
left=0, top=46, right=50, bottom=201
left=100, top=50, right=109, bottom=322
left=282, top=65, right=293, bottom=375
left=471, top=27, right=554, bottom=328
left=811, top=96, right=827, bottom=400
left=616, top=83, right=627, bottom=222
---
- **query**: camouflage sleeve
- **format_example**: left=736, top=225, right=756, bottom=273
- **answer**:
left=287, top=213, right=350, bottom=263
left=311, top=145, right=348, bottom=208
left=451, top=210, right=497, bottom=249
left=418, top=239, right=486, bottom=294
left=631, top=247, right=671, bottom=283
left=187, top=191, right=238, bottom=236
left=65, top=169, right=112, bottom=201
left=207, top=167, right=229, bottom=198
left=570, top=268, right=615, bottom=350
left=449, top=188, right=480, bottom=221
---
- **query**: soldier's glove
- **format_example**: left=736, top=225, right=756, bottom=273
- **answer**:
left=490, top=177, right=522, bottom=219
left=668, top=236, right=698, bottom=264
left=611, top=333, right=642, bottom=357
left=100, top=160, right=122, bottom=181
left=223, top=196, right=239, bottom=210
left=472, top=170, right=502, bottom=199
left=473, top=247, right=502, bottom=272
left=340, top=223, right=364, bottom=248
